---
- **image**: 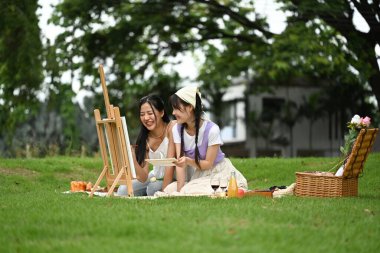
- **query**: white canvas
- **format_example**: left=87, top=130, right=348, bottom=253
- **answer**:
left=121, top=117, right=137, bottom=178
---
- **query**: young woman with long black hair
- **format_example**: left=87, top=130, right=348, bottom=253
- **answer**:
left=117, top=94, right=176, bottom=196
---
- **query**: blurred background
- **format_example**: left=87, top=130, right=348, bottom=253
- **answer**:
left=0, top=0, right=379, bottom=158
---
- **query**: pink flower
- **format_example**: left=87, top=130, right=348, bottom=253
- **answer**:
left=361, top=116, right=371, bottom=127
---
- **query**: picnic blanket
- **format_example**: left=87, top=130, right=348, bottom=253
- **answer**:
left=62, top=182, right=295, bottom=199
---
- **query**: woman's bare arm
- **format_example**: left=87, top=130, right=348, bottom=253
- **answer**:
left=131, top=146, right=149, bottom=182
left=162, top=121, right=176, bottom=190
left=175, top=144, right=219, bottom=171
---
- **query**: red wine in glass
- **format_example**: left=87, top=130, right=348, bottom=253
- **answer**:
left=210, top=175, right=220, bottom=195
left=219, top=177, right=228, bottom=193
left=211, top=184, right=219, bottom=192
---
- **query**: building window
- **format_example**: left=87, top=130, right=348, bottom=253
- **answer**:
left=220, top=100, right=245, bottom=142
left=221, top=101, right=237, bottom=138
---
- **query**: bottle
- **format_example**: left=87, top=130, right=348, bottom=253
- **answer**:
left=227, top=171, right=238, bottom=198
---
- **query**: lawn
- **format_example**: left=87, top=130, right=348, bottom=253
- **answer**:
left=0, top=154, right=379, bottom=253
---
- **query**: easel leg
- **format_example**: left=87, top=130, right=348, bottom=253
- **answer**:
left=107, top=169, right=125, bottom=197
left=90, top=166, right=108, bottom=197
left=126, top=169, right=134, bottom=197
left=107, top=166, right=134, bottom=197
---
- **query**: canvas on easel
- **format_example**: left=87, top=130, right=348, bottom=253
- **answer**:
left=90, top=64, right=136, bottom=197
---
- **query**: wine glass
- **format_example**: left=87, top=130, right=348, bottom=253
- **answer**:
left=219, top=176, right=228, bottom=194
left=210, top=175, right=220, bottom=196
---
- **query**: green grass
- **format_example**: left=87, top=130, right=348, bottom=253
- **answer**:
left=1, top=154, right=379, bottom=253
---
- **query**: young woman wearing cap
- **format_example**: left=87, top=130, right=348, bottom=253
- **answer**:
left=165, top=86, right=247, bottom=194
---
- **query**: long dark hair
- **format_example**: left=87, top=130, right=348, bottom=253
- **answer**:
left=135, top=94, right=170, bottom=166
left=170, top=93, right=203, bottom=167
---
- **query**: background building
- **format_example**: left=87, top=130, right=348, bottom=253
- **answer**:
left=218, top=82, right=380, bottom=158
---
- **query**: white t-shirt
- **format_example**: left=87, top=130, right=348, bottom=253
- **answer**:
left=172, top=120, right=223, bottom=151
left=148, top=137, right=169, bottom=179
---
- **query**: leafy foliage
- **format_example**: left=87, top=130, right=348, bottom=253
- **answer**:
left=0, top=1, right=43, bottom=141
left=1, top=0, right=379, bottom=157
left=281, top=0, right=380, bottom=107
left=49, top=0, right=274, bottom=115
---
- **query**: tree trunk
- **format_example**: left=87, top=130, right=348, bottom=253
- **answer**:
left=309, top=120, right=314, bottom=151
left=289, top=125, right=294, bottom=157
left=368, top=59, right=380, bottom=107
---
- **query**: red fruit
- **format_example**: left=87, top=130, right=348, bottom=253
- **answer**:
left=237, top=188, right=245, bottom=198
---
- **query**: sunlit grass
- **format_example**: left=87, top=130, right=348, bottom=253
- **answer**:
left=0, top=154, right=379, bottom=253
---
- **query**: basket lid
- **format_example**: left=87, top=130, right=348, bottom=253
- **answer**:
left=343, top=128, right=378, bottom=178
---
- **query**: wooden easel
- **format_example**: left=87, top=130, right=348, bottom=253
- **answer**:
left=90, top=65, right=135, bottom=197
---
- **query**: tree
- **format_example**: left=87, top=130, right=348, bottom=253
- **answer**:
left=50, top=0, right=378, bottom=121
left=282, top=0, right=380, bottom=108
left=280, top=100, right=298, bottom=156
left=252, top=18, right=378, bottom=127
left=0, top=1, right=43, bottom=143
left=49, top=0, right=274, bottom=116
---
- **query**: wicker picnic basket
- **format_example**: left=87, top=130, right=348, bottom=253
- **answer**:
left=295, top=128, right=378, bottom=197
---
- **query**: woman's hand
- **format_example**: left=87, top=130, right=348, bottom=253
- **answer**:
left=174, top=156, right=188, bottom=168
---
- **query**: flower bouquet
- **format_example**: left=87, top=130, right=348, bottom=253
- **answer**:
left=340, top=115, right=371, bottom=156
left=334, top=114, right=371, bottom=176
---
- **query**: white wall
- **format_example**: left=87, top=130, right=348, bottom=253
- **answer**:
left=248, top=86, right=344, bottom=157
